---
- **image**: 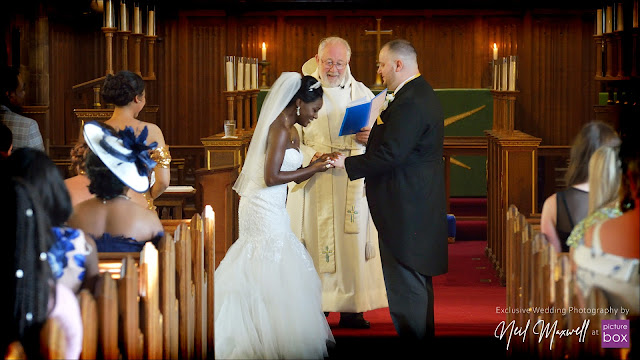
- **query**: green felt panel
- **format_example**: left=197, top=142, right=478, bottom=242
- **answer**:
left=257, top=88, right=492, bottom=196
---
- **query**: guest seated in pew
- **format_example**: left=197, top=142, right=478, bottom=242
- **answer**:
left=1, top=177, right=83, bottom=360
left=68, top=121, right=164, bottom=253
left=573, top=133, right=640, bottom=316
left=566, top=145, right=622, bottom=249
left=540, top=121, right=620, bottom=253
left=100, top=70, right=171, bottom=211
left=6, top=147, right=99, bottom=294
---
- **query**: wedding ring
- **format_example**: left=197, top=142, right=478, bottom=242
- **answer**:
left=325, top=164, right=331, bottom=168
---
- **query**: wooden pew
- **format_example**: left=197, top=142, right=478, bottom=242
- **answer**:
left=39, top=318, right=66, bottom=360
left=78, top=289, right=98, bottom=360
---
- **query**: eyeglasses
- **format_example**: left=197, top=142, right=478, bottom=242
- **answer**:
left=321, top=59, right=347, bottom=70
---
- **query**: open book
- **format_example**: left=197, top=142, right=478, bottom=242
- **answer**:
left=338, top=89, right=388, bottom=136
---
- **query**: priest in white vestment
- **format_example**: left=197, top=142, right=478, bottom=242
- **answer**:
left=287, top=37, right=388, bottom=328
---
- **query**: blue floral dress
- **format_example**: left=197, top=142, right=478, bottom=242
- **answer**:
left=48, top=226, right=92, bottom=293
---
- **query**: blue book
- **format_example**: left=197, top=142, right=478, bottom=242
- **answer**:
left=339, top=89, right=387, bottom=136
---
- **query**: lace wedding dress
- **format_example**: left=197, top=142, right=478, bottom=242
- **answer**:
left=214, top=148, right=334, bottom=359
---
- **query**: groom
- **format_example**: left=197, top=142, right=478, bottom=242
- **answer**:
left=333, top=39, right=448, bottom=349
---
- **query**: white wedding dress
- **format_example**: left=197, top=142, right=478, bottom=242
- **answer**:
left=214, top=148, right=334, bottom=359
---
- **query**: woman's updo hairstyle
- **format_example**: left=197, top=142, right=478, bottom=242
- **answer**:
left=101, top=70, right=145, bottom=107
left=287, top=75, right=323, bottom=107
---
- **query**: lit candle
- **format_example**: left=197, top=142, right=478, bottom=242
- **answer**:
left=262, top=42, right=267, bottom=61
left=606, top=4, right=613, bottom=33
left=597, top=8, right=603, bottom=35
left=492, top=43, right=498, bottom=61
left=119, top=1, right=128, bottom=31
left=237, top=58, right=244, bottom=91
left=225, top=59, right=234, bottom=91
left=147, top=8, right=155, bottom=36
left=617, top=2, right=624, bottom=31
left=251, top=59, right=258, bottom=89
left=634, top=0, right=639, bottom=28
left=133, top=4, right=141, bottom=34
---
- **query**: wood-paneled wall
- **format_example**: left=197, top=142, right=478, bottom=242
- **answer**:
left=5, top=5, right=601, bottom=148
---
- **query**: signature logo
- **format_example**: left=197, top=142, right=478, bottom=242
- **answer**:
left=495, top=319, right=590, bottom=350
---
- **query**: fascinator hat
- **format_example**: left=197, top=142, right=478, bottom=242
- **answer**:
left=83, top=120, right=158, bottom=193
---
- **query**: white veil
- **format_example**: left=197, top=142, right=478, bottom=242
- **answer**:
left=232, top=72, right=303, bottom=197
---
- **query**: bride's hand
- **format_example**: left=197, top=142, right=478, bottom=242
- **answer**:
left=310, top=152, right=323, bottom=163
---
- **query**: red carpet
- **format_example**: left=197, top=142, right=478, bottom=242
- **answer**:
left=327, top=240, right=507, bottom=358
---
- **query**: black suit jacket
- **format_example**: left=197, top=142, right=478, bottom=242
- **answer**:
left=345, top=75, right=448, bottom=276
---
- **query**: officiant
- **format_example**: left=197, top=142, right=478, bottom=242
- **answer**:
left=286, top=36, right=388, bottom=329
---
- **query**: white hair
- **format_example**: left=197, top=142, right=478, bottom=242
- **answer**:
left=318, top=36, right=352, bottom=61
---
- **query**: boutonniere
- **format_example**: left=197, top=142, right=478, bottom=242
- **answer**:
left=381, top=93, right=395, bottom=111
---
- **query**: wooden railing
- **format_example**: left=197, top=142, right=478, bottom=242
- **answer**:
left=504, top=204, right=634, bottom=359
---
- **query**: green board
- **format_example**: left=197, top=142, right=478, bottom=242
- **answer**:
left=258, top=88, right=493, bottom=196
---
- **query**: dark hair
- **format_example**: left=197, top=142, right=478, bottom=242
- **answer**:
left=101, top=70, right=145, bottom=107
left=0, top=66, right=20, bottom=106
left=69, top=141, right=89, bottom=176
left=287, top=75, right=323, bottom=107
left=565, top=121, right=620, bottom=187
left=619, top=130, right=640, bottom=212
left=0, top=122, right=12, bottom=154
left=1, top=177, right=55, bottom=359
left=7, top=148, right=73, bottom=227
left=85, top=150, right=127, bottom=200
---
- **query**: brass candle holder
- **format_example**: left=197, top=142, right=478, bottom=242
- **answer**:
left=144, top=35, right=158, bottom=80
left=259, top=60, right=270, bottom=89
left=102, top=27, right=118, bottom=75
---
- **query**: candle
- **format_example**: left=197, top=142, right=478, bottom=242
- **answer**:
left=501, top=57, right=508, bottom=91
left=119, top=1, right=128, bottom=31
left=237, top=58, right=244, bottom=91
left=105, top=0, right=114, bottom=27
left=606, top=4, right=613, bottom=33
left=508, top=56, right=517, bottom=91
left=597, top=8, right=603, bottom=35
left=634, top=0, right=639, bottom=28
left=225, top=60, right=234, bottom=91
left=251, top=60, right=258, bottom=89
left=147, top=8, right=155, bottom=36
left=133, top=4, right=141, bottom=34
left=492, top=43, right=498, bottom=61
left=493, top=63, right=498, bottom=90
left=244, top=62, right=251, bottom=90
left=262, top=42, right=267, bottom=61
left=617, top=2, right=624, bottom=31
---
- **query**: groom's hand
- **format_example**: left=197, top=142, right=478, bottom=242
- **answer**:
left=355, top=126, right=371, bottom=145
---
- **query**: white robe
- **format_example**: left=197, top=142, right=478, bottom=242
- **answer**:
left=286, top=63, right=388, bottom=312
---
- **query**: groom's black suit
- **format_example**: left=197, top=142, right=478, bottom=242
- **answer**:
left=344, top=75, right=448, bottom=343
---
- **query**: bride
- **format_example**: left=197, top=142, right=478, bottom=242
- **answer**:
left=214, top=72, right=337, bottom=359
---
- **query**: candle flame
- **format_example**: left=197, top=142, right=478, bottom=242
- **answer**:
left=262, top=42, right=266, bottom=50
left=493, top=43, right=497, bottom=50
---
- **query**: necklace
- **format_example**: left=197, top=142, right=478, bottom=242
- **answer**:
left=101, top=194, right=131, bottom=204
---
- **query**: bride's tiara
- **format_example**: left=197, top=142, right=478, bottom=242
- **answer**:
left=309, top=80, right=321, bottom=91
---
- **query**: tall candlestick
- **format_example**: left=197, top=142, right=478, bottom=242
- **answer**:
left=492, top=43, right=498, bottom=61
left=147, top=8, right=155, bottom=36
left=606, top=4, right=613, bottom=33
left=119, top=1, right=128, bottom=31
left=617, top=2, right=624, bottom=31
left=133, top=4, right=141, bottom=34
left=237, top=57, right=244, bottom=91
left=597, top=8, right=603, bottom=35
left=262, top=42, right=267, bottom=61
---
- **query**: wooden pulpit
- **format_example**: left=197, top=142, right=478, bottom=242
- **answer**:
left=486, top=90, right=541, bottom=286
left=197, top=129, right=253, bottom=268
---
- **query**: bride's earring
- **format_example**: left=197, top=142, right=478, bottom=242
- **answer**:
left=296, top=106, right=300, bottom=116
